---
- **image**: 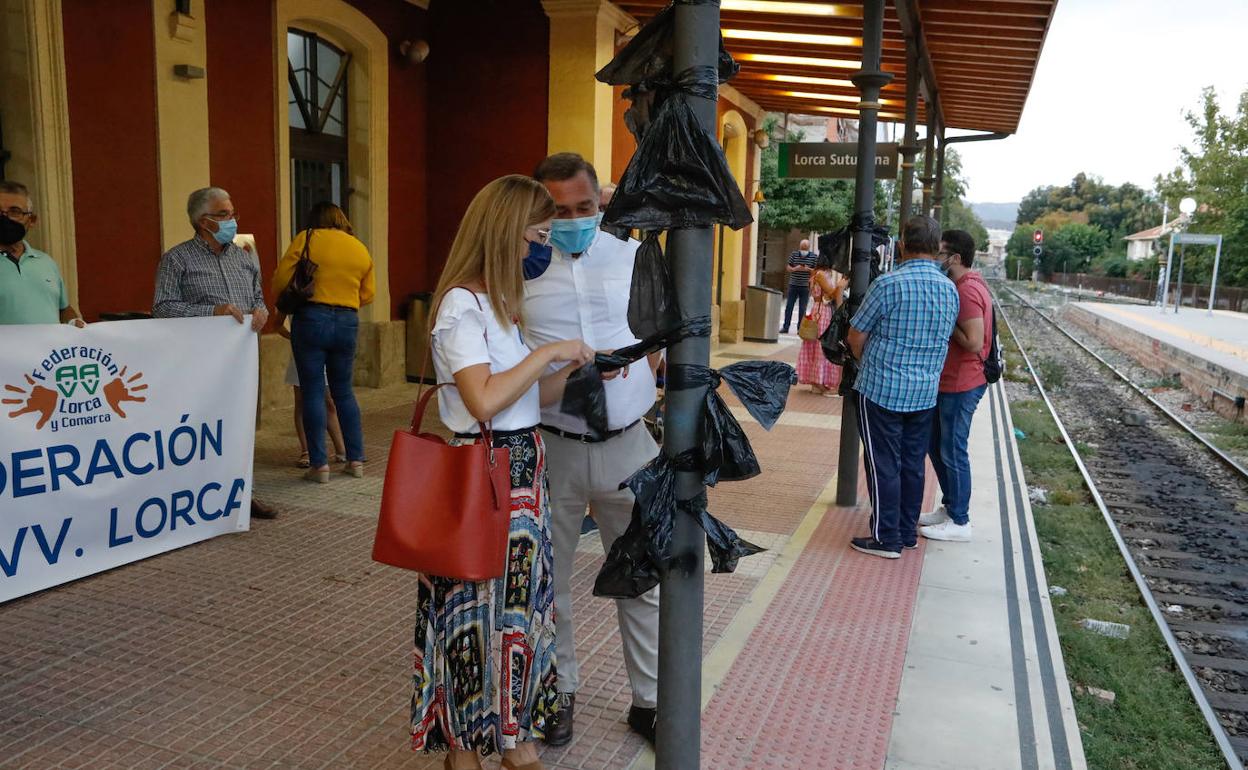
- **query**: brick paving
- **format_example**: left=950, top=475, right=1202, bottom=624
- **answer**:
left=1, top=337, right=863, bottom=769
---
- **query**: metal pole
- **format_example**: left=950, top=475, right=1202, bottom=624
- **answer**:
left=1174, top=242, right=1186, bottom=313
left=657, top=3, right=717, bottom=767
left=898, top=45, right=920, bottom=232
left=1208, top=235, right=1222, bottom=315
left=920, top=110, right=936, bottom=215
left=932, top=125, right=947, bottom=225
left=835, top=0, right=892, bottom=507
left=1160, top=232, right=1175, bottom=311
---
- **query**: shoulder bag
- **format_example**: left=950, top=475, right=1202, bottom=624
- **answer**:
left=372, top=289, right=512, bottom=580
left=276, top=228, right=318, bottom=315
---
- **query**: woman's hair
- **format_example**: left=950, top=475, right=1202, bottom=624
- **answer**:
left=307, top=201, right=354, bottom=234
left=431, top=175, right=555, bottom=329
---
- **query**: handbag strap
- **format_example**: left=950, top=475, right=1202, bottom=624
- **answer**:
left=299, top=228, right=313, bottom=262
left=413, top=285, right=492, bottom=441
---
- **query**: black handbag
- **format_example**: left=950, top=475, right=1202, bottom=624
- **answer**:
left=276, top=228, right=317, bottom=315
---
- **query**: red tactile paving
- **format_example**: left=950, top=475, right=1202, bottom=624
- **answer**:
left=702, top=475, right=936, bottom=769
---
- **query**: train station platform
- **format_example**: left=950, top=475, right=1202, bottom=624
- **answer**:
left=0, top=337, right=1085, bottom=769
left=1065, top=302, right=1248, bottom=421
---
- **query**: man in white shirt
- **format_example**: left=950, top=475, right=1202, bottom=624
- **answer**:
left=526, top=153, right=660, bottom=746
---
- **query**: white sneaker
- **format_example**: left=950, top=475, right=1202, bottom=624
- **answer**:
left=918, top=506, right=950, bottom=527
left=920, top=520, right=972, bottom=542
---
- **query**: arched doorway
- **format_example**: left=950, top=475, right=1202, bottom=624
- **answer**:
left=287, top=28, right=350, bottom=234
left=716, top=109, right=749, bottom=342
left=275, top=0, right=389, bottom=321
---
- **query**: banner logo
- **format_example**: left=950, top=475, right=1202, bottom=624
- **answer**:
left=3, top=346, right=147, bottom=432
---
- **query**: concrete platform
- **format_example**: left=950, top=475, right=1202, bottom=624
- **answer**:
left=0, top=337, right=1084, bottom=769
left=1065, top=302, right=1248, bottom=422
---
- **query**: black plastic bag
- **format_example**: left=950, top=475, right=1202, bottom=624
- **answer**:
left=604, top=91, right=753, bottom=232
left=628, top=232, right=680, bottom=340
left=819, top=301, right=855, bottom=367
left=817, top=223, right=892, bottom=278
left=594, top=451, right=764, bottom=599
left=560, top=316, right=711, bottom=439
left=594, top=2, right=739, bottom=95
left=666, top=361, right=796, bottom=485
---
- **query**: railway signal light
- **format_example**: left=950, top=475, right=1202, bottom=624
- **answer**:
left=1033, top=229, right=1044, bottom=245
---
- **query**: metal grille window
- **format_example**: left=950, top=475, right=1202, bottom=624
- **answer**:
left=287, top=29, right=350, bottom=234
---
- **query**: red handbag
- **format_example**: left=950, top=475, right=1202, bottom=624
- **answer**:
left=372, top=288, right=512, bottom=580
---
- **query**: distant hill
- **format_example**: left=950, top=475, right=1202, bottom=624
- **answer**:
left=970, top=201, right=1019, bottom=230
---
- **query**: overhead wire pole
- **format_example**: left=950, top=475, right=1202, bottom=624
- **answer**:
left=657, top=1, right=718, bottom=767
left=834, top=0, right=893, bottom=507
left=920, top=111, right=936, bottom=215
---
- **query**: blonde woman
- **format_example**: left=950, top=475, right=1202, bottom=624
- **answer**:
left=272, top=202, right=374, bottom=482
left=796, top=265, right=847, bottom=395
left=413, top=175, right=593, bottom=770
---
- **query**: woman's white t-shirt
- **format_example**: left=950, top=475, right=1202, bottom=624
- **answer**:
left=431, top=288, right=540, bottom=434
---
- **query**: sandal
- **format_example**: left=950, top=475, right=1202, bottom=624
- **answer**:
left=303, top=466, right=330, bottom=484
left=296, top=451, right=310, bottom=469
left=343, top=461, right=364, bottom=479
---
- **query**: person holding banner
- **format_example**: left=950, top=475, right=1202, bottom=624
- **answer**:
left=153, top=186, right=277, bottom=519
left=0, top=180, right=85, bottom=327
left=412, top=175, right=593, bottom=770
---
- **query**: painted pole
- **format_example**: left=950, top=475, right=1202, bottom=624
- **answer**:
left=656, top=2, right=718, bottom=767
left=1160, top=232, right=1175, bottom=311
left=1208, top=236, right=1223, bottom=315
left=897, top=46, right=920, bottom=232
left=835, top=0, right=892, bottom=507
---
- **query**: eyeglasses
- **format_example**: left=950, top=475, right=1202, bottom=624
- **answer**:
left=1, top=207, right=34, bottom=220
left=204, top=211, right=239, bottom=222
left=527, top=227, right=551, bottom=246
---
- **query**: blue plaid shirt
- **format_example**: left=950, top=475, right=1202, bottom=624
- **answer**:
left=851, top=258, right=959, bottom=412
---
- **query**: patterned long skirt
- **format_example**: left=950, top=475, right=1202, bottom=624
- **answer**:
left=796, top=301, right=843, bottom=389
left=410, top=429, right=559, bottom=755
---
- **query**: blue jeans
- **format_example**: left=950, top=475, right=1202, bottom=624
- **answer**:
left=782, top=285, right=809, bottom=332
left=856, top=392, right=934, bottom=550
left=292, top=304, right=364, bottom=468
left=928, top=384, right=988, bottom=525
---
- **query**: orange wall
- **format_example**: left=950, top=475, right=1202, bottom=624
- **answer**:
left=62, top=2, right=162, bottom=320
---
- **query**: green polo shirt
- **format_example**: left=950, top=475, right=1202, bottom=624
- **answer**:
left=0, top=242, right=69, bottom=325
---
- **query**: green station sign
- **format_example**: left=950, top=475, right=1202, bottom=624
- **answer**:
left=778, top=142, right=899, bottom=179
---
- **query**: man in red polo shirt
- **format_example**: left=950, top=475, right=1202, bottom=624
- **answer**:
left=919, top=229, right=992, bottom=542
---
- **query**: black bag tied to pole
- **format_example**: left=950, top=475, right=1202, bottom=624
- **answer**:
left=560, top=316, right=711, bottom=440
left=594, top=450, right=765, bottom=600
left=628, top=232, right=680, bottom=340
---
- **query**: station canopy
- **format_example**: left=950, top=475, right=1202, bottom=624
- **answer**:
left=613, top=0, right=1059, bottom=134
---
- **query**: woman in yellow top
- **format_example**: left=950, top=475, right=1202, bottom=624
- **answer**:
left=272, top=202, right=375, bottom=482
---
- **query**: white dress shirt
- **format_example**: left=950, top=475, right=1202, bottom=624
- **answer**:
left=523, top=230, right=657, bottom=434
left=432, top=288, right=540, bottom=434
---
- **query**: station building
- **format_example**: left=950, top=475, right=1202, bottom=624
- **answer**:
left=1, top=0, right=767, bottom=416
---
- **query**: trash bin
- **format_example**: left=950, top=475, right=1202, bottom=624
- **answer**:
left=404, top=292, right=434, bottom=382
left=744, top=285, right=783, bottom=342
left=98, top=311, right=153, bottom=322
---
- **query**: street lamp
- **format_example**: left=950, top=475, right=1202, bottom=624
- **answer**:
left=1179, top=197, right=1197, bottom=216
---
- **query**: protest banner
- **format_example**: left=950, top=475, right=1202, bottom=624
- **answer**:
left=0, top=316, right=257, bottom=602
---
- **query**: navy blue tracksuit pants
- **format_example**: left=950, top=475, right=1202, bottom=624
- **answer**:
left=856, top=392, right=934, bottom=550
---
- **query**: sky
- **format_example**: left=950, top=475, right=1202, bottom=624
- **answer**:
left=951, top=0, right=1248, bottom=204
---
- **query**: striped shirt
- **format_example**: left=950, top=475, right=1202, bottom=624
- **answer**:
left=153, top=236, right=265, bottom=318
left=787, top=250, right=818, bottom=288
left=851, top=258, right=959, bottom=413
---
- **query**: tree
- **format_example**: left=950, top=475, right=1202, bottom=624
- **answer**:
left=913, top=146, right=989, bottom=249
left=1045, top=223, right=1110, bottom=274
left=1015, top=173, right=1158, bottom=244
left=1155, top=86, right=1248, bottom=288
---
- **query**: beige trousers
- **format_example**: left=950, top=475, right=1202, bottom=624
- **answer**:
left=541, top=423, right=661, bottom=708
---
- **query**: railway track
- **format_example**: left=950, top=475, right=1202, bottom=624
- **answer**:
left=996, top=285, right=1248, bottom=769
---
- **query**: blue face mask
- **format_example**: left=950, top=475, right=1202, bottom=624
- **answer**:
left=523, top=240, right=553, bottom=280
left=550, top=213, right=602, bottom=255
left=210, top=218, right=238, bottom=245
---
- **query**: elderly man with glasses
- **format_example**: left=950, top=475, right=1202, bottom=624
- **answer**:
left=153, top=186, right=277, bottom=519
left=0, top=180, right=84, bottom=327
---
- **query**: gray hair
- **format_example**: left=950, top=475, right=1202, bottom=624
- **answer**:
left=0, top=180, right=34, bottom=211
left=187, top=186, right=230, bottom=227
